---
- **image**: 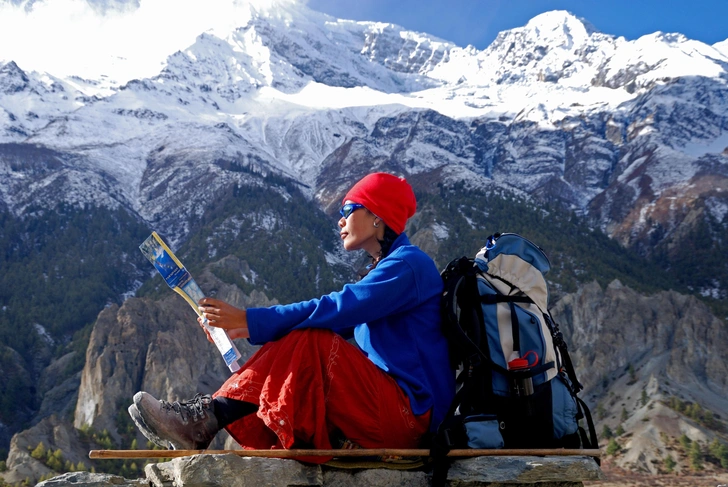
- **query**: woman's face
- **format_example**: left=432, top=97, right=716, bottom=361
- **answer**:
left=338, top=200, right=383, bottom=254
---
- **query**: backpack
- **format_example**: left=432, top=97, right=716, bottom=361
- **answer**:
left=430, top=233, right=598, bottom=483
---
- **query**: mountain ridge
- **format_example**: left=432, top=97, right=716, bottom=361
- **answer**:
left=1, top=3, right=726, bottom=296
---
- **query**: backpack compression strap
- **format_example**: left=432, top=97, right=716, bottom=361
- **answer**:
left=544, top=313, right=599, bottom=450
left=576, top=396, right=599, bottom=451
left=480, top=295, right=533, bottom=304
left=480, top=294, right=532, bottom=360
left=544, top=314, right=583, bottom=393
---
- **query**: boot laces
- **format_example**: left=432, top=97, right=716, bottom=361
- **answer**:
left=162, top=393, right=211, bottom=422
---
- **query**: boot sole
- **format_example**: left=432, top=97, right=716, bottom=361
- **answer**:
left=128, top=403, right=174, bottom=450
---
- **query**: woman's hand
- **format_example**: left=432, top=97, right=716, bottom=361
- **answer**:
left=197, top=297, right=250, bottom=340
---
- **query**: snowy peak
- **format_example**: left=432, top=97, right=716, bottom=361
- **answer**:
left=0, top=61, right=30, bottom=94
left=461, top=9, right=728, bottom=94
left=0, top=61, right=88, bottom=143
left=142, top=1, right=450, bottom=97
left=488, top=10, right=610, bottom=59
left=597, top=31, right=728, bottom=91
left=357, top=22, right=454, bottom=76
left=475, top=10, right=620, bottom=87
left=159, top=32, right=267, bottom=104
left=236, top=5, right=442, bottom=93
left=522, top=10, right=599, bottom=48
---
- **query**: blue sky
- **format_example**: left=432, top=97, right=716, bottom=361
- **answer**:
left=307, top=0, right=728, bottom=49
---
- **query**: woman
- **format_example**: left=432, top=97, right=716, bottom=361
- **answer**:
left=129, top=172, right=455, bottom=458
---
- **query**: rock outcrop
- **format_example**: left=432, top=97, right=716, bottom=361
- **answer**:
left=35, top=454, right=604, bottom=487
left=553, top=279, right=728, bottom=408
left=73, top=260, right=276, bottom=444
left=36, top=352, right=83, bottom=423
left=1, top=415, right=96, bottom=485
left=552, top=279, right=728, bottom=473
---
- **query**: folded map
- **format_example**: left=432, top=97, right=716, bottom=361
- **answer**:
left=139, top=232, right=242, bottom=372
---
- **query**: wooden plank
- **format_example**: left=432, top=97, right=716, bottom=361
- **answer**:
left=89, top=448, right=601, bottom=460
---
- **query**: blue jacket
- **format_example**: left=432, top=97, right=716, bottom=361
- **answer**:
left=247, top=233, right=455, bottom=431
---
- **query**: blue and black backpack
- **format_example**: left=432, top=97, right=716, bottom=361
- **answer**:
left=430, top=233, right=598, bottom=482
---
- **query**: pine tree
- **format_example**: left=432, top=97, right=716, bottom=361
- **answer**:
left=30, top=442, right=46, bottom=460
left=679, top=433, right=692, bottom=451
left=690, top=441, right=703, bottom=470
left=596, top=403, right=607, bottom=420
left=664, top=454, right=676, bottom=473
left=606, top=438, right=621, bottom=456
left=601, top=424, right=613, bottom=440
left=640, top=389, right=648, bottom=407
left=669, top=396, right=684, bottom=412
left=710, top=438, right=723, bottom=458
left=46, top=455, right=62, bottom=471
left=709, top=438, right=728, bottom=468
left=688, top=402, right=702, bottom=421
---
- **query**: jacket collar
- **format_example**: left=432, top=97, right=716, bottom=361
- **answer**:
left=386, top=232, right=410, bottom=257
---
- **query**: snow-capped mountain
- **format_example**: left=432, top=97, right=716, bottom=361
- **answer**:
left=0, top=61, right=87, bottom=139
left=0, top=4, right=727, bottom=269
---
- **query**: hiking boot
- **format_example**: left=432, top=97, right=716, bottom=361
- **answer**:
left=128, top=391, right=219, bottom=450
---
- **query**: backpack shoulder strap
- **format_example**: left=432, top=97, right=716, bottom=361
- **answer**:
left=441, top=257, right=484, bottom=366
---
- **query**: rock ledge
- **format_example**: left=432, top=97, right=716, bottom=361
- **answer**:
left=37, top=454, right=604, bottom=487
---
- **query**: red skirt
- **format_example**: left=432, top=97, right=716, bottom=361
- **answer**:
left=214, top=328, right=431, bottom=462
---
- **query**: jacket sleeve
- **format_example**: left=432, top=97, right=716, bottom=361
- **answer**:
left=246, top=256, right=422, bottom=345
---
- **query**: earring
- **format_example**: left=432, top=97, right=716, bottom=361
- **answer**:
left=373, top=221, right=379, bottom=228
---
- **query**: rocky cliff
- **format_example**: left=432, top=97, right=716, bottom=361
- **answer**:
left=552, top=280, right=728, bottom=473
left=73, top=258, right=277, bottom=443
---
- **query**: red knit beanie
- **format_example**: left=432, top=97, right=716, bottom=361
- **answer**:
left=343, top=173, right=416, bottom=234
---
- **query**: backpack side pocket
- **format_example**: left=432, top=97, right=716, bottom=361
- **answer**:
left=462, top=414, right=504, bottom=449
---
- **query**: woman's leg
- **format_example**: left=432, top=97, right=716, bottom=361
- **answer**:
left=212, top=396, right=258, bottom=427
left=130, top=328, right=429, bottom=454
left=217, top=328, right=430, bottom=461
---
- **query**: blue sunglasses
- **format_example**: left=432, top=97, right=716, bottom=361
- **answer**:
left=340, top=203, right=365, bottom=219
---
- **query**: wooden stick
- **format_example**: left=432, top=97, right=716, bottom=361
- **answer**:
left=89, top=448, right=601, bottom=460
